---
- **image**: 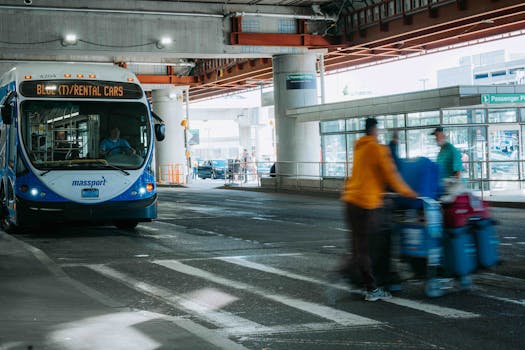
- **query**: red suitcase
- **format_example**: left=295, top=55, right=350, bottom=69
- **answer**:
left=443, top=194, right=489, bottom=228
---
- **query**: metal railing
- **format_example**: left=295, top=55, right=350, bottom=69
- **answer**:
left=259, top=160, right=525, bottom=199
left=158, top=163, right=188, bottom=185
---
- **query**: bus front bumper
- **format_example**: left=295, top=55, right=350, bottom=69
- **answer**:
left=15, top=195, right=157, bottom=226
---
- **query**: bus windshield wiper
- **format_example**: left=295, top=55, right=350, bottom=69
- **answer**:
left=89, top=159, right=130, bottom=176
left=101, top=163, right=130, bottom=176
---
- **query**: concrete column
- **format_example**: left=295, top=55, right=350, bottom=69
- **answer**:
left=151, top=87, right=187, bottom=183
left=273, top=53, right=321, bottom=177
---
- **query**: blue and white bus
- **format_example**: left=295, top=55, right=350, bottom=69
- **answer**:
left=0, top=63, right=165, bottom=231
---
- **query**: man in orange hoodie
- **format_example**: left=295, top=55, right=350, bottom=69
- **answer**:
left=340, top=118, right=418, bottom=301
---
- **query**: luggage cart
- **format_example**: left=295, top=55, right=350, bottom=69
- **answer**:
left=396, top=197, right=474, bottom=297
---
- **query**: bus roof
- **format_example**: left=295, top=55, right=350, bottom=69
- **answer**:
left=0, top=63, right=139, bottom=86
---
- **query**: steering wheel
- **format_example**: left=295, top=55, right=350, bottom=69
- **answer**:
left=106, top=145, right=135, bottom=156
left=65, top=150, right=78, bottom=160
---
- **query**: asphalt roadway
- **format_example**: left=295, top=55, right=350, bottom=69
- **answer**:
left=1, top=183, right=524, bottom=350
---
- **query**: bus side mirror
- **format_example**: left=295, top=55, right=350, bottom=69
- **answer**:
left=155, top=124, right=166, bottom=141
left=0, top=91, right=16, bottom=125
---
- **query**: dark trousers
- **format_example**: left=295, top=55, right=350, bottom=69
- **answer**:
left=340, top=202, right=378, bottom=291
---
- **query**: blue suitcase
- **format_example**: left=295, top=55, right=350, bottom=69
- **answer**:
left=471, top=219, right=499, bottom=268
left=443, top=226, right=477, bottom=276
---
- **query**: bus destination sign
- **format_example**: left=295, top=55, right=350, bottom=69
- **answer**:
left=20, top=80, right=143, bottom=99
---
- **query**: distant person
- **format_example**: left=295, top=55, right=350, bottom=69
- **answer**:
left=241, top=149, right=250, bottom=183
left=388, top=130, right=401, bottom=169
left=339, top=118, right=418, bottom=301
left=192, top=160, right=198, bottom=179
left=269, top=163, right=276, bottom=177
left=100, top=127, right=132, bottom=156
left=430, top=126, right=462, bottom=180
left=461, top=150, right=469, bottom=173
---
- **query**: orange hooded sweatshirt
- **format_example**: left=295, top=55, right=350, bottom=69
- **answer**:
left=341, top=135, right=417, bottom=209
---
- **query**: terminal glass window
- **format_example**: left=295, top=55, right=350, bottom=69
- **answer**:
left=406, top=128, right=439, bottom=159
left=442, top=109, right=484, bottom=124
left=322, top=134, right=347, bottom=177
left=488, top=125, right=520, bottom=191
left=346, top=133, right=363, bottom=176
left=381, top=114, right=405, bottom=128
left=320, top=120, right=346, bottom=133
left=488, top=109, right=517, bottom=123
left=346, top=117, right=366, bottom=132
left=407, top=111, right=440, bottom=127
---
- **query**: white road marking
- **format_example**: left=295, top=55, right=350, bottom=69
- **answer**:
left=178, top=253, right=303, bottom=262
left=503, top=236, right=517, bottom=239
left=224, top=322, right=377, bottom=337
left=217, top=257, right=479, bottom=319
left=154, top=259, right=380, bottom=327
left=499, top=243, right=513, bottom=246
left=516, top=242, right=525, bottom=245
left=473, top=293, right=525, bottom=307
left=87, top=264, right=268, bottom=333
left=49, top=311, right=161, bottom=350
left=385, top=298, right=479, bottom=318
left=137, top=225, right=159, bottom=232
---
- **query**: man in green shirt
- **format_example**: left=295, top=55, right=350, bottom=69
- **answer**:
left=431, top=126, right=463, bottom=180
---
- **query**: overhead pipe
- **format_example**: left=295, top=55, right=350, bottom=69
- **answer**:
left=0, top=4, right=224, bottom=18
left=228, top=11, right=338, bottom=22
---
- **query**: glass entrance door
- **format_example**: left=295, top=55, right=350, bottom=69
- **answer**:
left=488, top=125, right=520, bottom=193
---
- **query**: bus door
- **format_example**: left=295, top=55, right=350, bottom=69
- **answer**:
left=488, top=124, right=520, bottom=193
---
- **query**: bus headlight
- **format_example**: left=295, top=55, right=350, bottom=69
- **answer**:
left=30, top=188, right=39, bottom=196
left=138, top=187, right=146, bottom=195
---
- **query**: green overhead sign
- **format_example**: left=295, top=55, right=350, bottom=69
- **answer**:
left=481, top=93, right=525, bottom=104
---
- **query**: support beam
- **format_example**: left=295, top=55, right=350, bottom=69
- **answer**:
left=137, top=75, right=197, bottom=85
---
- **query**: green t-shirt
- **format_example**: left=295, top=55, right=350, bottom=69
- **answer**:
left=436, top=142, right=463, bottom=179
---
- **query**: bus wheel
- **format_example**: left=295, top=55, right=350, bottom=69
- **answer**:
left=0, top=187, right=16, bottom=233
left=115, top=220, right=139, bottom=230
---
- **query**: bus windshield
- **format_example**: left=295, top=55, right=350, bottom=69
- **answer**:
left=20, top=100, right=151, bottom=170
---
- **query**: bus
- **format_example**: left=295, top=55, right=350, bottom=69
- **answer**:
left=0, top=63, right=165, bottom=232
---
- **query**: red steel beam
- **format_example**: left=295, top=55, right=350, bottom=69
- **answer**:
left=137, top=75, right=198, bottom=86
left=230, top=32, right=334, bottom=47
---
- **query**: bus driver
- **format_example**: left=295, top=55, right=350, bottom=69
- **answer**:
left=100, top=127, right=134, bottom=156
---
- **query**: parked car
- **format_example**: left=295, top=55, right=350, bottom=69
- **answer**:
left=198, top=160, right=227, bottom=179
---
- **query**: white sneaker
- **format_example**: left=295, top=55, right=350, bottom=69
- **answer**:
left=365, top=288, right=392, bottom=301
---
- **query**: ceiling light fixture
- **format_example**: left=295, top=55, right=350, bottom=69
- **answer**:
left=156, top=37, right=173, bottom=49
left=62, top=34, right=78, bottom=46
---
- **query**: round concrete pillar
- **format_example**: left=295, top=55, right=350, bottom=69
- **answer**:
left=151, top=87, right=187, bottom=183
left=273, top=53, right=321, bottom=176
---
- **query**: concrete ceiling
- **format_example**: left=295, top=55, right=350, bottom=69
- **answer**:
left=1, top=0, right=524, bottom=101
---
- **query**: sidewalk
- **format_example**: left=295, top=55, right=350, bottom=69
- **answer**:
left=0, top=233, right=246, bottom=350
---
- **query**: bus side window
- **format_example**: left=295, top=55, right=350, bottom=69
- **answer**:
left=0, top=127, right=4, bottom=168
left=8, top=125, right=16, bottom=169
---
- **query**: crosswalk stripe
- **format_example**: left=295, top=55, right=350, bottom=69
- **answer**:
left=154, top=259, right=381, bottom=327
left=87, top=264, right=269, bottom=333
left=217, top=256, right=480, bottom=319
